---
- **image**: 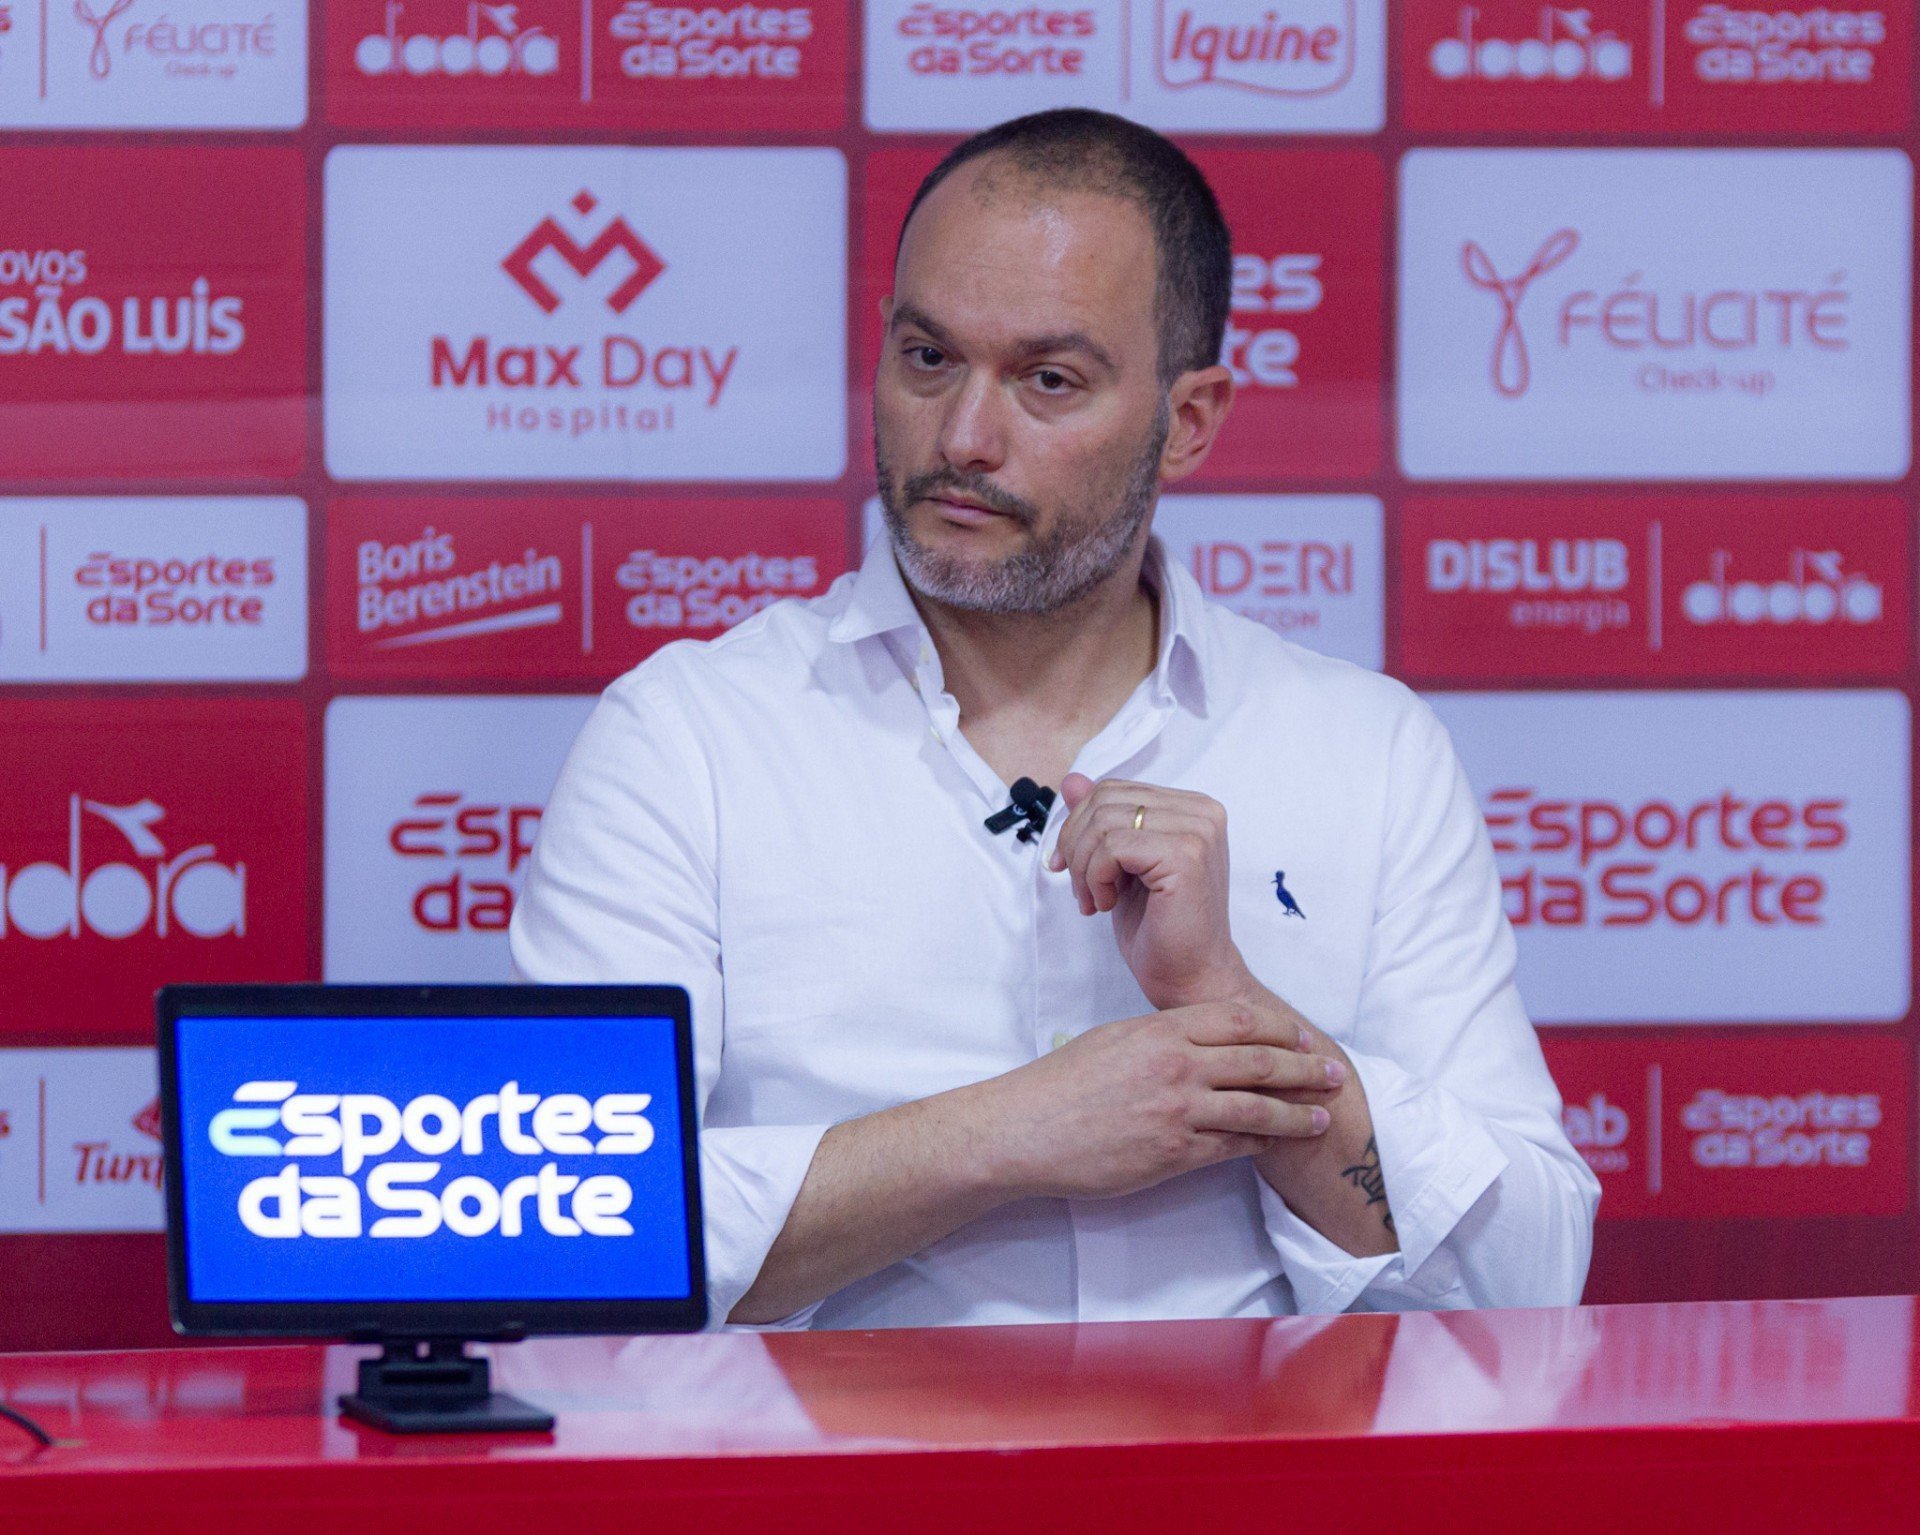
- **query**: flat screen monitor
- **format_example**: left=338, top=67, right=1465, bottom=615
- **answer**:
left=158, top=984, right=706, bottom=1344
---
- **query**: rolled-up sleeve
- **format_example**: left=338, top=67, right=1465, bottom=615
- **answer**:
left=1261, top=696, right=1600, bottom=1313
left=509, top=666, right=828, bottom=1329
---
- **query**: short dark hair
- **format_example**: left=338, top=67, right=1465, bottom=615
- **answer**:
left=896, top=109, right=1233, bottom=388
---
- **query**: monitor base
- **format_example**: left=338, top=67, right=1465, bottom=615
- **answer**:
left=339, top=1389, right=554, bottom=1435
left=338, top=1339, right=554, bottom=1435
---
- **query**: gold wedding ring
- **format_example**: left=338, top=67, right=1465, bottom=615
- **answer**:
left=1132, top=805, right=1146, bottom=831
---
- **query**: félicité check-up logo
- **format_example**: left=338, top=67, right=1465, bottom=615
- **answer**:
left=1461, top=228, right=1579, bottom=398
left=501, top=190, right=665, bottom=315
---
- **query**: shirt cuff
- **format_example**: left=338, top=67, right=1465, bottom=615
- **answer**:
left=1258, top=1047, right=1508, bottom=1314
left=699, top=1122, right=831, bottom=1330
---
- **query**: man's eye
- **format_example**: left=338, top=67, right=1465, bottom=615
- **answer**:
left=906, top=345, right=945, bottom=368
left=1033, top=369, right=1072, bottom=393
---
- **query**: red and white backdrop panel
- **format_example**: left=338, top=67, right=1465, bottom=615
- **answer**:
left=0, top=0, right=1914, bottom=1348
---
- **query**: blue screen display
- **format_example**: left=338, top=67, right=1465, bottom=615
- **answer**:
left=174, top=1014, right=692, bottom=1304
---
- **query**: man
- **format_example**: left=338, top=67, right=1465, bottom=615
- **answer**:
left=511, top=109, right=1598, bottom=1329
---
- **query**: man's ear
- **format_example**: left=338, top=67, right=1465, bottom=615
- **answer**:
left=1158, top=363, right=1236, bottom=484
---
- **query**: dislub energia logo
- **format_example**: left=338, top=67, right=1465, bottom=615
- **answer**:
left=1156, top=0, right=1357, bottom=95
left=1428, top=5, right=1632, bottom=83
left=1, top=796, right=246, bottom=942
left=210, top=1078, right=654, bottom=1239
left=355, top=0, right=559, bottom=76
left=1682, top=548, right=1882, bottom=627
left=1462, top=225, right=1851, bottom=400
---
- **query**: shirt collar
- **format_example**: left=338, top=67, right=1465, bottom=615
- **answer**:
left=826, top=530, right=1212, bottom=717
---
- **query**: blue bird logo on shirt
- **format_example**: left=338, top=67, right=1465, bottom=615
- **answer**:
left=1272, top=871, right=1305, bottom=919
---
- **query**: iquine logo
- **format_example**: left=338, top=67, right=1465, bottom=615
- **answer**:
left=324, top=146, right=846, bottom=482
left=1398, top=149, right=1911, bottom=481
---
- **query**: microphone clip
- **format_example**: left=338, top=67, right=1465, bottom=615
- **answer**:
left=985, top=777, right=1056, bottom=844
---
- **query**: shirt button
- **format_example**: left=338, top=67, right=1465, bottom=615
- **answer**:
left=1050, top=1031, right=1070, bottom=1050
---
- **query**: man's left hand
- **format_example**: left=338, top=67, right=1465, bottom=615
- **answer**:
left=1050, top=773, right=1253, bottom=1010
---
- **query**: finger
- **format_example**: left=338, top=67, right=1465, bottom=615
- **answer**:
left=1048, top=779, right=1188, bottom=872
left=1188, top=1131, right=1282, bottom=1168
left=1199, top=1043, right=1345, bottom=1093
left=1065, top=804, right=1213, bottom=913
left=1082, top=826, right=1211, bottom=914
left=1189, top=1091, right=1331, bottom=1139
left=1177, top=1002, right=1311, bottom=1052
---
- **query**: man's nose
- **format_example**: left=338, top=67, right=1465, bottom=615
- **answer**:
left=936, top=369, right=1008, bottom=475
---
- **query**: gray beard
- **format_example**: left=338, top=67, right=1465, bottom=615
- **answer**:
left=876, top=403, right=1169, bottom=616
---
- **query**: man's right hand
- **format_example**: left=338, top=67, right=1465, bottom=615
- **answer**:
left=971, top=1000, right=1344, bottom=1202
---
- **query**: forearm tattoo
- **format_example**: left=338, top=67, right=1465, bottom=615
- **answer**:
left=1340, top=1136, right=1395, bottom=1234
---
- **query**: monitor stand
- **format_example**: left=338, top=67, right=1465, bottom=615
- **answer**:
left=339, top=1339, right=555, bottom=1434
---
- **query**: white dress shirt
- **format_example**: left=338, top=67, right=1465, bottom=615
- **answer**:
left=510, top=533, right=1599, bottom=1329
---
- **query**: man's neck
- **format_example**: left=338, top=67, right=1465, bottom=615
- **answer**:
left=908, top=539, right=1161, bottom=790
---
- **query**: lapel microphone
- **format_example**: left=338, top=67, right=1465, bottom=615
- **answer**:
left=984, top=777, right=1057, bottom=844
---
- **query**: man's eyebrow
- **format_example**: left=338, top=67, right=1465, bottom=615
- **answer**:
left=889, top=301, right=1117, bottom=374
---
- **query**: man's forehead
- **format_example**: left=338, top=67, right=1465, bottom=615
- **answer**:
left=894, top=161, right=1158, bottom=351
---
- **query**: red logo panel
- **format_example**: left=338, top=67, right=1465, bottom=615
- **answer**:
left=327, top=494, right=849, bottom=682
left=857, top=148, right=1384, bottom=486
left=0, top=700, right=310, bottom=1043
left=1545, top=1032, right=1911, bottom=1219
left=1398, top=493, right=1910, bottom=682
left=1403, top=0, right=1911, bottom=134
left=324, top=0, right=849, bottom=129
left=0, top=149, right=306, bottom=481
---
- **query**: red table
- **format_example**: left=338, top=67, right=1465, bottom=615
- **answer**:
left=4, top=1295, right=1918, bottom=1532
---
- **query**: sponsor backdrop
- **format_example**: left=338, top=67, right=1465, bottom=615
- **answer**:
left=0, top=0, right=1916, bottom=1347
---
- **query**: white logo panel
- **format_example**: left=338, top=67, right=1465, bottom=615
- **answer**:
left=0, top=1049, right=163, bottom=1233
left=1429, top=690, right=1911, bottom=1023
left=324, top=146, right=847, bottom=482
left=864, top=0, right=1383, bottom=133
left=0, top=0, right=306, bottom=127
left=1398, top=150, right=1912, bottom=480
left=1154, top=494, right=1382, bottom=669
left=324, top=695, right=596, bottom=983
left=0, top=497, right=306, bottom=682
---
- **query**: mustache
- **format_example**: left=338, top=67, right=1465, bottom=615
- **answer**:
left=901, top=467, right=1039, bottom=528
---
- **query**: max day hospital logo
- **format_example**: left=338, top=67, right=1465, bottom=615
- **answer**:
left=428, top=186, right=741, bottom=440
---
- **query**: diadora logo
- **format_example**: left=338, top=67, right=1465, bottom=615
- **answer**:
left=1461, top=228, right=1578, bottom=398
left=1428, top=5, right=1632, bottom=82
left=1682, top=548, right=1882, bottom=627
left=355, top=0, right=559, bottom=75
left=502, top=191, right=664, bottom=315
left=0, top=795, right=246, bottom=943
left=209, top=1078, right=654, bottom=1239
left=1156, top=0, right=1357, bottom=96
